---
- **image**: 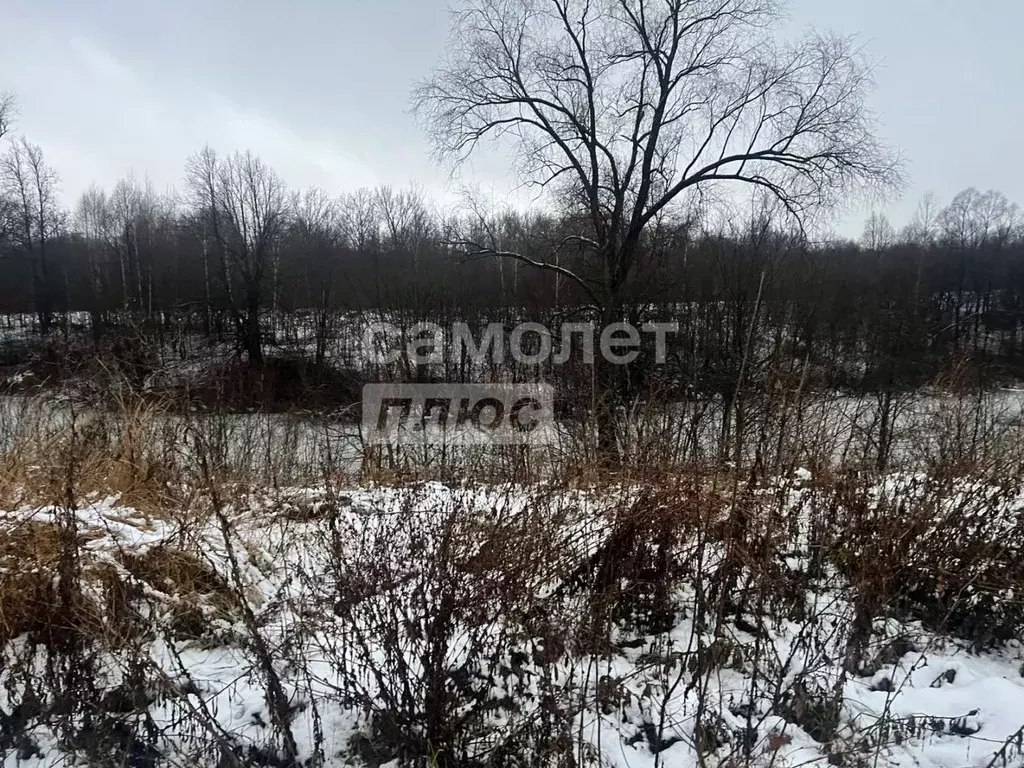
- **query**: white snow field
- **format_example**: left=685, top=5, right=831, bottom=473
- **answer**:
left=1, top=478, right=1023, bottom=767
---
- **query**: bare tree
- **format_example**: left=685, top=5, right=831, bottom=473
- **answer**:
left=418, top=0, right=899, bottom=311
left=75, top=185, right=112, bottom=341
left=861, top=212, right=895, bottom=252
left=0, top=94, right=23, bottom=293
left=416, top=0, right=901, bottom=454
left=338, top=188, right=383, bottom=307
left=0, top=92, right=15, bottom=143
left=0, top=94, right=14, bottom=253
left=376, top=185, right=434, bottom=264
left=901, top=192, right=940, bottom=245
left=338, top=188, right=380, bottom=254
left=374, top=184, right=439, bottom=320
left=939, top=188, right=1021, bottom=347
left=185, top=148, right=288, bottom=365
left=291, top=186, right=341, bottom=366
left=0, top=190, right=14, bottom=257
left=184, top=147, right=227, bottom=338
left=110, top=175, right=145, bottom=312
left=1, top=137, right=63, bottom=332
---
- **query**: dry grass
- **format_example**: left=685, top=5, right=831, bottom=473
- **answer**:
left=0, top=520, right=85, bottom=644
left=0, top=514, right=239, bottom=649
left=0, top=396, right=183, bottom=514
left=0, top=381, right=1022, bottom=765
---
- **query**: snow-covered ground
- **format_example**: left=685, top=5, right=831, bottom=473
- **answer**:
left=1, top=478, right=1022, bottom=767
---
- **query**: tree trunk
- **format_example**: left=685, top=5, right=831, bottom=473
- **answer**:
left=246, top=311, right=263, bottom=366
left=594, top=301, right=623, bottom=461
left=245, top=287, right=263, bottom=366
left=34, top=250, right=52, bottom=335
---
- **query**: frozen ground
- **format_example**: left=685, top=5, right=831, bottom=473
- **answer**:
left=1, top=478, right=1022, bottom=767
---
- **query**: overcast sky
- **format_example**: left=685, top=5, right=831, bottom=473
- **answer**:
left=1, top=0, right=1022, bottom=238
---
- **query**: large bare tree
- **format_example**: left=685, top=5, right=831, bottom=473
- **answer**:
left=416, top=0, right=901, bottom=317
left=416, top=0, right=901, bottom=455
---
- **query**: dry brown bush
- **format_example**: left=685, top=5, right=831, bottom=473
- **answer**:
left=0, top=397, right=183, bottom=514
left=0, top=521, right=99, bottom=645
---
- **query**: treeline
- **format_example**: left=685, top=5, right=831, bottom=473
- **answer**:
left=2, top=121, right=1024, bottom=396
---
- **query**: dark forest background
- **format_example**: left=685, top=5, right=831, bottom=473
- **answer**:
left=3, top=143, right=1022, bottom=387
